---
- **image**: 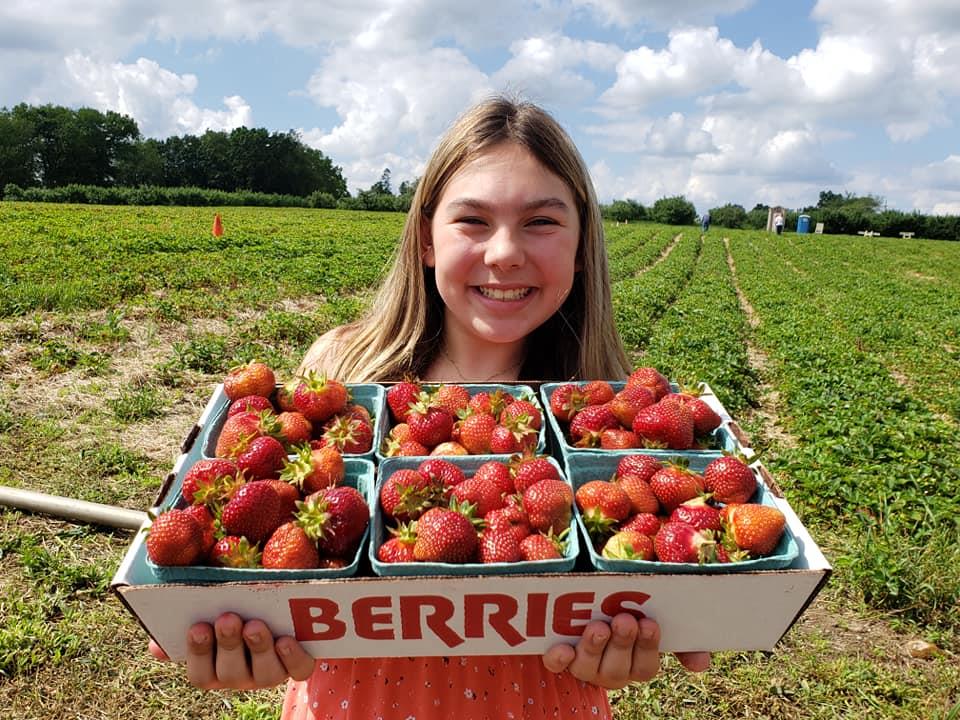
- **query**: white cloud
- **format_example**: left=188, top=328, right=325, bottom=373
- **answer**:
left=61, top=53, right=251, bottom=136
left=491, top=35, right=622, bottom=106
left=585, top=112, right=714, bottom=156
left=573, top=0, right=754, bottom=29
left=600, top=27, right=742, bottom=109
left=913, top=155, right=960, bottom=191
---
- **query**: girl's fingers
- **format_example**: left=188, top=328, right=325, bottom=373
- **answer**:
left=628, top=617, right=662, bottom=683
left=275, top=636, right=318, bottom=682
left=147, top=638, right=169, bottom=662
left=213, top=613, right=254, bottom=689
left=184, top=622, right=221, bottom=689
left=594, top=614, right=639, bottom=688
left=675, top=651, right=712, bottom=672
left=564, top=620, right=609, bottom=684
left=242, top=620, right=289, bottom=687
left=541, top=642, right=577, bottom=674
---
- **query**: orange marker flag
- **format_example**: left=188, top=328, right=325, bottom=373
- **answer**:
left=212, top=213, right=224, bottom=238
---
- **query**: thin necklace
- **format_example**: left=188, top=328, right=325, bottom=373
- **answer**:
left=440, top=346, right=523, bottom=383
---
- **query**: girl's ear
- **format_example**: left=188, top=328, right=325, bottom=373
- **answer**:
left=420, top=217, right=436, bottom=267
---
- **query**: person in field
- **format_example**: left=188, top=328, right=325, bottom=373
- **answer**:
left=149, top=95, right=711, bottom=719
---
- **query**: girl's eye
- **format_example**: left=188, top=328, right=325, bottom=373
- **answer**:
left=529, top=217, right=558, bottom=226
left=457, top=217, right=486, bottom=225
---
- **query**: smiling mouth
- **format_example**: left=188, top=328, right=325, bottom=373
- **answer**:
left=477, top=286, right=532, bottom=300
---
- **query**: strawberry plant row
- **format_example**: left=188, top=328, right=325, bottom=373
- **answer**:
left=747, top=233, right=960, bottom=420
left=605, top=223, right=677, bottom=283
left=612, top=231, right=701, bottom=349
left=729, top=231, right=960, bottom=628
left=641, top=235, right=757, bottom=415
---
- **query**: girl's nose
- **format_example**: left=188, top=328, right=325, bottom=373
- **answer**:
left=484, top=225, right=524, bottom=269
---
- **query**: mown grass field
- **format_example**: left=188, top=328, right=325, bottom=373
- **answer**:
left=1, top=202, right=958, bottom=719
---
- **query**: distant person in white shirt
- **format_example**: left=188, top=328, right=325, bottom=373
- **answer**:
left=773, top=212, right=784, bottom=236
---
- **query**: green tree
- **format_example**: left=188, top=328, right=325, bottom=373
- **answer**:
left=0, top=106, right=38, bottom=188
left=370, top=168, right=393, bottom=195
left=709, top=203, right=748, bottom=229
left=650, top=195, right=696, bottom=225
left=603, top=199, right=647, bottom=222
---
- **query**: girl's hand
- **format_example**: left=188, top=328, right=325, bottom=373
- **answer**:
left=541, top=614, right=711, bottom=689
left=147, top=613, right=315, bottom=690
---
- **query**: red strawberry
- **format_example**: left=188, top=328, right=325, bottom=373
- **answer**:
left=519, top=531, right=566, bottom=561
left=223, top=361, right=275, bottom=401
left=450, top=475, right=504, bottom=518
left=654, top=521, right=716, bottom=563
left=320, top=414, right=374, bottom=454
left=599, top=428, right=640, bottom=449
left=649, top=463, right=705, bottom=513
left=523, top=478, right=573, bottom=534
left=680, top=395, right=722, bottom=436
left=377, top=522, right=418, bottom=563
left=568, top=404, right=620, bottom=447
left=632, top=398, right=695, bottom=450
left=275, top=378, right=300, bottom=412
left=721, top=504, right=786, bottom=557
left=510, top=456, right=561, bottom=494
left=299, top=485, right=370, bottom=558
left=181, top=458, right=237, bottom=506
left=459, top=412, right=498, bottom=455
left=479, top=529, right=523, bottom=563
left=615, top=474, right=660, bottom=515
left=262, top=521, right=320, bottom=569
left=483, top=505, right=531, bottom=544
left=145, top=508, right=204, bottom=566
left=620, top=512, right=662, bottom=537
left=417, top=458, right=465, bottom=493
left=601, top=530, right=655, bottom=560
left=575, top=480, right=632, bottom=538
left=580, top=380, right=615, bottom=406
left=670, top=497, right=722, bottom=533
left=616, top=454, right=662, bottom=483
left=412, top=506, right=478, bottom=563
left=215, top=410, right=263, bottom=458
left=397, top=440, right=430, bottom=456
left=468, top=389, right=512, bottom=417
left=499, top=399, right=543, bottom=431
left=386, top=380, right=421, bottom=423
left=703, top=456, right=757, bottom=505
left=262, top=479, right=301, bottom=522
left=228, top=394, right=274, bottom=417
left=474, top=460, right=516, bottom=497
left=608, top=385, right=656, bottom=427
left=210, top=535, right=261, bottom=568
left=626, top=367, right=671, bottom=400
left=293, top=371, right=349, bottom=423
left=407, top=404, right=454, bottom=448
left=489, top=424, right=522, bottom=454
left=221, top=480, right=286, bottom=544
left=281, top=444, right=344, bottom=494
left=235, top=434, right=287, bottom=479
left=181, top=504, right=217, bottom=558
left=548, top=383, right=584, bottom=422
left=431, top=383, right=470, bottom=417
left=379, top=468, right=439, bottom=522
left=276, top=411, right=313, bottom=448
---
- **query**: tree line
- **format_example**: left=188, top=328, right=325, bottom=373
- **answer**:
left=0, top=103, right=348, bottom=200
left=602, top=192, right=959, bottom=241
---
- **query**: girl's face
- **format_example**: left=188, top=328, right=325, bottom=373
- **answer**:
left=424, top=142, right=580, bottom=349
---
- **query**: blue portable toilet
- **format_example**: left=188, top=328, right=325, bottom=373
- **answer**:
left=797, top=214, right=811, bottom=234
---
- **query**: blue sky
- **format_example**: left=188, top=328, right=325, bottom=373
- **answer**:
left=3, top=1, right=960, bottom=215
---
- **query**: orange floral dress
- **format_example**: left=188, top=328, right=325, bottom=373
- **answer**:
left=281, top=655, right=612, bottom=719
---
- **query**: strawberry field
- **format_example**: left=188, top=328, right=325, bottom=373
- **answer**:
left=1, top=202, right=958, bottom=719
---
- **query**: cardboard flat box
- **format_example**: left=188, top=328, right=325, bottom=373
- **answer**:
left=111, top=383, right=830, bottom=661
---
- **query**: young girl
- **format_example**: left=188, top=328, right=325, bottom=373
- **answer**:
left=150, top=95, right=710, bottom=717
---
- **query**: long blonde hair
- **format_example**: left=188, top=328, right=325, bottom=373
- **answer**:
left=317, top=95, right=630, bottom=382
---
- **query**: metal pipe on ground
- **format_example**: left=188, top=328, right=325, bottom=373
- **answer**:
left=0, top=486, right=148, bottom=530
